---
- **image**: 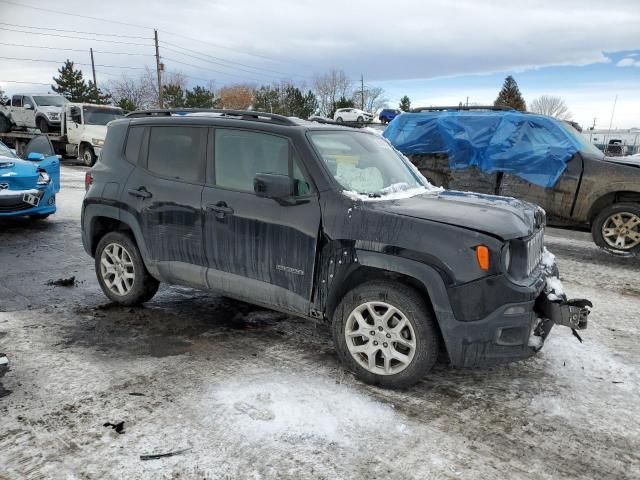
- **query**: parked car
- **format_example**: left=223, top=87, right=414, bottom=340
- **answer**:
left=0, top=137, right=60, bottom=219
left=333, top=108, right=373, bottom=123
left=379, top=108, right=401, bottom=124
left=0, top=94, right=68, bottom=133
left=81, top=108, right=590, bottom=388
left=384, top=106, right=640, bottom=255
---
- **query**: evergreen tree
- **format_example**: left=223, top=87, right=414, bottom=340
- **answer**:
left=52, top=60, right=89, bottom=102
left=494, top=75, right=526, bottom=111
left=117, top=97, right=138, bottom=112
left=85, top=81, right=111, bottom=104
left=185, top=86, right=218, bottom=108
left=162, top=84, right=185, bottom=108
left=399, top=95, right=411, bottom=112
left=254, top=85, right=280, bottom=113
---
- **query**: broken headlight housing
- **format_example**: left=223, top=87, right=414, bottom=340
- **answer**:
left=37, top=170, right=51, bottom=185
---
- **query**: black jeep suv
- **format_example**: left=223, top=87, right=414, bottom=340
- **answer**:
left=81, top=109, right=590, bottom=388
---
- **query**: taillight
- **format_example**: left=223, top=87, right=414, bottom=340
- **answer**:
left=85, top=172, right=93, bottom=191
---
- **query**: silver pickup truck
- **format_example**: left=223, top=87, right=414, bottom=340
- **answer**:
left=0, top=94, right=67, bottom=133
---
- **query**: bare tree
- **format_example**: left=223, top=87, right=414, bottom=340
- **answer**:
left=352, top=86, right=388, bottom=113
left=529, top=95, right=572, bottom=120
left=107, top=68, right=189, bottom=110
left=313, top=69, right=351, bottom=117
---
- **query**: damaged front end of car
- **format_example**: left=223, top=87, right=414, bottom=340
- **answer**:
left=529, top=250, right=592, bottom=350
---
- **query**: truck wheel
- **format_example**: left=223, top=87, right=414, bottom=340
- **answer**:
left=80, top=145, right=96, bottom=166
left=0, top=115, right=10, bottom=133
left=95, top=231, right=159, bottom=305
left=37, top=117, right=49, bottom=133
left=332, top=281, right=439, bottom=388
left=592, top=203, right=640, bottom=255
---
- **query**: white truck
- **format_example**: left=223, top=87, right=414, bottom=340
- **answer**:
left=0, top=102, right=124, bottom=166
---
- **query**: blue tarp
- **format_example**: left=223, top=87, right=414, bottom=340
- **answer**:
left=383, top=111, right=582, bottom=188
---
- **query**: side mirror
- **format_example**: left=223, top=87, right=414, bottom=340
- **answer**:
left=23, top=103, right=33, bottom=110
left=27, top=152, right=46, bottom=161
left=254, top=173, right=294, bottom=199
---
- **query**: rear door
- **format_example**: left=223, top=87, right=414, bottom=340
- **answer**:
left=123, top=125, right=208, bottom=286
left=10, top=95, right=25, bottom=126
left=202, top=127, right=320, bottom=315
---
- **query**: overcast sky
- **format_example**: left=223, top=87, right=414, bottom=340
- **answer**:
left=0, top=0, right=638, bottom=128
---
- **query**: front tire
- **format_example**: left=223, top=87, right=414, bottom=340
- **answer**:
left=80, top=144, right=96, bottom=166
left=37, top=117, right=50, bottom=133
left=95, top=231, right=159, bottom=305
left=336, top=117, right=343, bottom=123
left=592, top=203, right=640, bottom=255
left=332, top=281, right=439, bottom=389
left=357, top=116, right=364, bottom=123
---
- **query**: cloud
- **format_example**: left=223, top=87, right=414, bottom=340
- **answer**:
left=616, top=57, right=640, bottom=67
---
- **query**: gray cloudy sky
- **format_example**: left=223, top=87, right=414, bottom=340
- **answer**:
left=1, top=0, right=639, bottom=127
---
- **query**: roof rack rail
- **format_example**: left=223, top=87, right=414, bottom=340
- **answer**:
left=125, top=108, right=298, bottom=126
left=410, top=105, right=515, bottom=113
left=307, top=117, right=365, bottom=128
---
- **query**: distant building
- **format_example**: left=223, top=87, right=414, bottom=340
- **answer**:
left=582, top=128, right=640, bottom=156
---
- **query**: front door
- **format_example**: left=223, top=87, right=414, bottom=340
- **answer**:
left=202, top=127, right=321, bottom=315
left=123, top=125, right=208, bottom=286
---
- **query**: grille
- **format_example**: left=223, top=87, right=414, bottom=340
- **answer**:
left=0, top=190, right=44, bottom=213
left=525, top=229, right=544, bottom=276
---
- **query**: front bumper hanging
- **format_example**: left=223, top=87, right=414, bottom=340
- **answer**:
left=532, top=293, right=592, bottom=348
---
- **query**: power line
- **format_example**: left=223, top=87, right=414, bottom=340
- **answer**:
left=0, top=21, right=150, bottom=39
left=0, top=0, right=151, bottom=30
left=0, top=56, right=149, bottom=70
left=0, top=0, right=309, bottom=70
left=160, top=44, right=287, bottom=81
left=0, top=27, right=153, bottom=47
left=0, top=79, right=51, bottom=85
left=161, top=41, right=310, bottom=80
left=0, top=42, right=154, bottom=56
left=162, top=57, right=263, bottom=83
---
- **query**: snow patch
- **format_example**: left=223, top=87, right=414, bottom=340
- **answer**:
left=541, top=247, right=556, bottom=269
left=204, top=374, right=403, bottom=446
left=545, top=276, right=565, bottom=302
left=342, top=185, right=432, bottom=202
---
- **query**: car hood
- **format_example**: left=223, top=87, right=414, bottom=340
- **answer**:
left=39, top=105, right=62, bottom=114
left=0, top=154, right=60, bottom=191
left=366, top=190, right=543, bottom=240
left=604, top=155, right=640, bottom=168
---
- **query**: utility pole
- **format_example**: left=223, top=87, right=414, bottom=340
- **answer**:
left=360, top=74, right=364, bottom=110
left=90, top=48, right=97, bottom=89
left=154, top=29, right=163, bottom=108
left=607, top=94, right=618, bottom=132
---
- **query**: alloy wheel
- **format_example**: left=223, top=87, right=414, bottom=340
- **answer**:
left=100, top=242, right=135, bottom=296
left=602, top=212, right=640, bottom=250
left=344, top=301, right=416, bottom=375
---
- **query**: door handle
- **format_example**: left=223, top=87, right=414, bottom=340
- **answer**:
left=128, top=187, right=152, bottom=199
left=207, top=201, right=234, bottom=219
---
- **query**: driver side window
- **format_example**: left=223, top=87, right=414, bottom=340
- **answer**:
left=213, top=129, right=311, bottom=196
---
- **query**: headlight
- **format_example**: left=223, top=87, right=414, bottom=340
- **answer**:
left=46, top=112, right=59, bottom=119
left=503, top=243, right=512, bottom=272
left=92, top=138, right=105, bottom=147
left=37, top=170, right=51, bottom=185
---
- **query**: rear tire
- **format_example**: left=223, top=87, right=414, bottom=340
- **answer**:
left=332, top=281, right=439, bottom=389
left=80, top=144, right=96, bottom=166
left=95, top=231, right=159, bottom=305
left=591, top=203, right=640, bottom=255
left=37, top=117, right=50, bottom=134
left=0, top=115, right=10, bottom=133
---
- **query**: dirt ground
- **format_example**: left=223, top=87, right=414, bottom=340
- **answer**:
left=0, top=165, right=639, bottom=479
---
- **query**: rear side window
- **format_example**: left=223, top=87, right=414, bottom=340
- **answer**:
left=12, top=95, right=22, bottom=107
left=147, top=126, right=205, bottom=183
left=124, top=127, right=144, bottom=164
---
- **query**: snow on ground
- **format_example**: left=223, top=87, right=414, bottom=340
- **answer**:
left=0, top=165, right=639, bottom=479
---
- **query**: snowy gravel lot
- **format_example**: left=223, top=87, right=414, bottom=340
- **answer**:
left=1, top=164, right=639, bottom=479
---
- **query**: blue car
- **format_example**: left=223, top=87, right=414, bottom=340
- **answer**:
left=0, top=136, right=60, bottom=219
left=379, top=108, right=401, bottom=124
